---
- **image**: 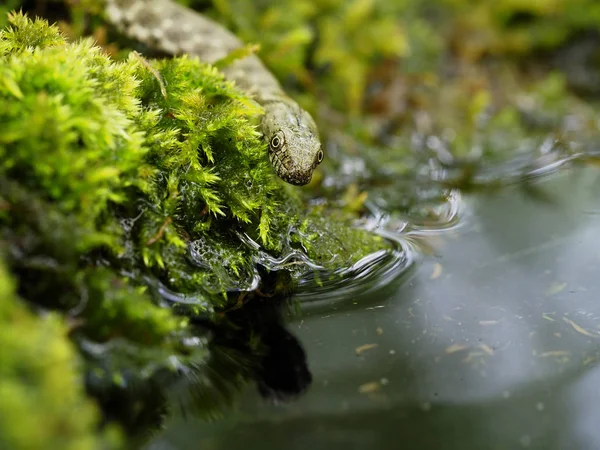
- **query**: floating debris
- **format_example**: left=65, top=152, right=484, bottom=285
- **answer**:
left=358, top=381, right=381, bottom=394
left=563, top=317, right=599, bottom=338
left=546, top=282, right=567, bottom=296
left=355, top=343, right=379, bottom=356
left=478, top=344, right=494, bottom=355
left=445, top=343, right=468, bottom=354
left=430, top=262, right=443, bottom=280
left=539, top=350, right=570, bottom=358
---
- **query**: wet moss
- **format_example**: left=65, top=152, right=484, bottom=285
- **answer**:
left=1, top=9, right=384, bottom=294
left=0, top=10, right=390, bottom=441
left=3, top=0, right=600, bottom=444
left=0, top=261, right=121, bottom=450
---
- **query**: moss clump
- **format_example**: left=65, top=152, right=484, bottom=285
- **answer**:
left=0, top=1, right=23, bottom=28
left=1, top=9, right=385, bottom=295
left=0, top=261, right=121, bottom=450
left=0, top=10, right=389, bottom=442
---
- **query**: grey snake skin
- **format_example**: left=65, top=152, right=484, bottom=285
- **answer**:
left=105, top=0, right=323, bottom=185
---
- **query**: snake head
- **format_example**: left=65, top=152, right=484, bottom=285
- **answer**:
left=262, top=100, right=323, bottom=186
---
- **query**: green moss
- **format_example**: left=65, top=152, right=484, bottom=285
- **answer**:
left=0, top=261, right=121, bottom=450
left=437, top=0, right=600, bottom=59
left=0, top=10, right=390, bottom=440
left=1, top=10, right=382, bottom=295
left=1, top=0, right=599, bottom=444
left=206, top=0, right=409, bottom=115
left=0, top=2, right=20, bottom=28
left=0, top=13, right=147, bottom=256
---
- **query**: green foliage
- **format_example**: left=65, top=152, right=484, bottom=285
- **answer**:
left=134, top=55, right=274, bottom=226
left=0, top=10, right=390, bottom=442
left=1, top=0, right=599, bottom=445
left=0, top=12, right=147, bottom=256
left=439, top=0, right=600, bottom=58
left=193, top=0, right=600, bottom=132
left=0, top=1, right=35, bottom=30
left=207, top=0, right=409, bottom=115
left=0, top=11, right=215, bottom=441
left=1, top=10, right=382, bottom=302
left=0, top=261, right=121, bottom=450
left=294, top=211, right=387, bottom=265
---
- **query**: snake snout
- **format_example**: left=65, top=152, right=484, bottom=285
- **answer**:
left=282, top=169, right=312, bottom=186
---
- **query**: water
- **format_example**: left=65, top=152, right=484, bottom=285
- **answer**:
left=149, top=166, right=600, bottom=450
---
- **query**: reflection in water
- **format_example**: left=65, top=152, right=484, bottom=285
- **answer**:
left=129, top=127, right=599, bottom=449
left=167, top=269, right=313, bottom=421
left=85, top=268, right=313, bottom=443
left=151, top=368, right=589, bottom=450
left=294, top=186, right=462, bottom=315
left=187, top=280, right=313, bottom=404
left=150, top=167, right=600, bottom=450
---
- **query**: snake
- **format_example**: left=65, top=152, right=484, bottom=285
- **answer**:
left=104, top=0, right=323, bottom=186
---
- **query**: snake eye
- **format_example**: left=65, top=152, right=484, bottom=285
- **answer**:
left=316, top=149, right=324, bottom=164
left=270, top=134, right=282, bottom=149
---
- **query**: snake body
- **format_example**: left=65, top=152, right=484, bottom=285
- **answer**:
left=105, top=0, right=323, bottom=185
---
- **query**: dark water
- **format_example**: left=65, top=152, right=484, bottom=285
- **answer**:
left=150, top=166, right=600, bottom=450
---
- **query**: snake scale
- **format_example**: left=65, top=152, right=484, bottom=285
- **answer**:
left=105, top=0, right=323, bottom=186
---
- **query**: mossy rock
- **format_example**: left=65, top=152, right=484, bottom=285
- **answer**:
left=0, top=10, right=389, bottom=443
left=0, top=10, right=388, bottom=304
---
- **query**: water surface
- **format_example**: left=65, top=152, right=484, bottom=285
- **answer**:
left=152, top=166, right=600, bottom=450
